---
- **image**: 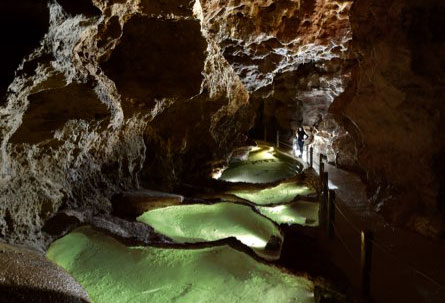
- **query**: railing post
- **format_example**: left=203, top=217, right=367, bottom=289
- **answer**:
left=323, top=172, right=329, bottom=206
left=264, top=125, right=267, bottom=142
left=360, top=230, right=373, bottom=298
left=327, top=189, right=335, bottom=238
left=319, top=161, right=324, bottom=177
left=309, top=147, right=313, bottom=168
left=319, top=172, right=329, bottom=228
left=276, top=130, right=280, bottom=147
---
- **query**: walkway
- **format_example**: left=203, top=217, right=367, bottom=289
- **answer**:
left=311, top=155, right=445, bottom=303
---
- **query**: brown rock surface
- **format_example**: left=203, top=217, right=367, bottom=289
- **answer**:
left=0, top=242, right=90, bottom=303
left=0, top=0, right=252, bottom=247
left=330, top=0, right=445, bottom=236
left=111, top=189, right=184, bottom=217
left=200, top=0, right=354, bottom=132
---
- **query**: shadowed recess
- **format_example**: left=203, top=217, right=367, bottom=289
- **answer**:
left=57, top=0, right=102, bottom=17
left=0, top=0, right=49, bottom=102
left=10, top=83, right=109, bottom=144
left=101, top=16, right=207, bottom=114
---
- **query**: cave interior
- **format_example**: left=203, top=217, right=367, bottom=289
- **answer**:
left=0, top=0, right=444, bottom=303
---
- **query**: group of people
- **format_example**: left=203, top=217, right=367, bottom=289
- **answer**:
left=293, top=127, right=308, bottom=158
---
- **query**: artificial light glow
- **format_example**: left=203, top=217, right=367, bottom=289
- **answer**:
left=237, top=234, right=268, bottom=248
left=249, top=146, right=261, bottom=152
left=328, top=180, right=338, bottom=189
left=220, top=144, right=302, bottom=184
left=229, top=182, right=316, bottom=205
left=211, top=169, right=224, bottom=180
left=257, top=201, right=319, bottom=227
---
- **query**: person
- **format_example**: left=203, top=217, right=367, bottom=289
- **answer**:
left=293, top=127, right=308, bottom=158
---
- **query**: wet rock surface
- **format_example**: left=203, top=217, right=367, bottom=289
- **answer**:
left=0, top=242, right=90, bottom=303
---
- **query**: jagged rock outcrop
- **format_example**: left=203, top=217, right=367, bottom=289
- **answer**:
left=199, top=0, right=354, bottom=134
left=0, top=0, right=252, bottom=247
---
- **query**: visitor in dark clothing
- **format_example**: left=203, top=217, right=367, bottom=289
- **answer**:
left=293, top=127, right=308, bottom=158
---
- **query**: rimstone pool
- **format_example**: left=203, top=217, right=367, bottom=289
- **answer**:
left=47, top=143, right=323, bottom=303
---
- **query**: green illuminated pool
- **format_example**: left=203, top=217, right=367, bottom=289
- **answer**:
left=228, top=182, right=316, bottom=205
left=137, top=202, right=283, bottom=260
left=257, top=201, right=319, bottom=226
left=47, top=227, right=315, bottom=303
left=219, top=145, right=302, bottom=184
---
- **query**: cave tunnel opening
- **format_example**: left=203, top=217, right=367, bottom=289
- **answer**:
left=0, top=0, right=444, bottom=303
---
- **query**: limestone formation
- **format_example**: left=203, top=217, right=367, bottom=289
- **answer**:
left=0, top=0, right=252, bottom=247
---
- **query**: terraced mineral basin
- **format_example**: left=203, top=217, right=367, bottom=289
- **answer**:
left=228, top=181, right=316, bottom=205
left=137, top=202, right=283, bottom=260
left=219, top=145, right=302, bottom=183
left=47, top=226, right=315, bottom=303
left=257, top=201, right=319, bottom=227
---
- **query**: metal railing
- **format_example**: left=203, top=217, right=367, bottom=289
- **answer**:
left=317, top=153, right=445, bottom=301
left=276, top=131, right=313, bottom=168
left=266, top=130, right=444, bottom=300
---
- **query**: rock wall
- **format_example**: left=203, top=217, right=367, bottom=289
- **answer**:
left=201, top=0, right=445, bottom=237
left=332, top=0, right=445, bottom=236
left=200, top=0, right=354, bottom=132
left=0, top=0, right=252, bottom=247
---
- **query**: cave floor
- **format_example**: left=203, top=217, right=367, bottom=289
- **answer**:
left=47, top=143, right=334, bottom=303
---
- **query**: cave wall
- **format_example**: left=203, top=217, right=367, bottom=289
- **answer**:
left=199, top=0, right=355, bottom=134
left=0, top=0, right=252, bottom=247
left=201, top=0, right=444, bottom=236
left=1, top=0, right=443, bottom=246
left=331, top=0, right=445, bottom=236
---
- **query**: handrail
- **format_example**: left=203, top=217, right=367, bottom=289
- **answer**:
left=318, top=150, right=445, bottom=296
left=332, top=195, right=445, bottom=291
left=333, top=224, right=360, bottom=264
left=333, top=201, right=361, bottom=234
left=270, top=133, right=444, bottom=295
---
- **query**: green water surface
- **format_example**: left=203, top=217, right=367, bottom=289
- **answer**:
left=219, top=145, right=302, bottom=184
left=137, top=202, right=283, bottom=260
left=228, top=182, right=316, bottom=205
left=47, top=226, right=315, bottom=303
